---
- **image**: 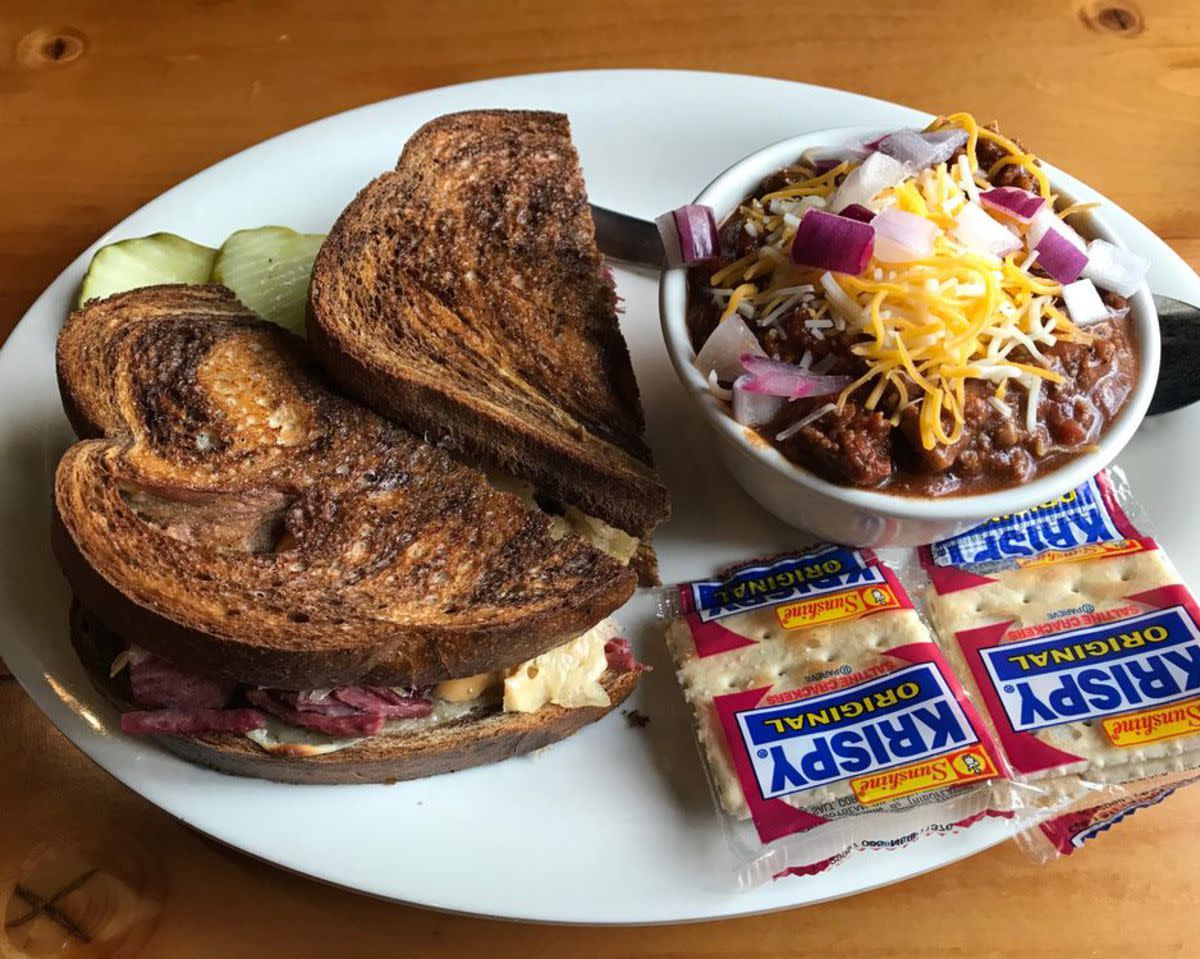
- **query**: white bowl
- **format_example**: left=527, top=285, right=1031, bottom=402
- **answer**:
left=659, top=125, right=1160, bottom=547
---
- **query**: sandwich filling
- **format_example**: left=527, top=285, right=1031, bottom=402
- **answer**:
left=482, top=465, right=640, bottom=564
left=111, top=620, right=641, bottom=757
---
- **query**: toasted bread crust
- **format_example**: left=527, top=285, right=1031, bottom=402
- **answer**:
left=53, top=286, right=635, bottom=689
left=70, top=601, right=639, bottom=785
left=307, top=109, right=669, bottom=540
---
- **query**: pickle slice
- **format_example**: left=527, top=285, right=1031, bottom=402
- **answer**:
left=211, top=227, right=325, bottom=336
left=77, top=233, right=217, bottom=307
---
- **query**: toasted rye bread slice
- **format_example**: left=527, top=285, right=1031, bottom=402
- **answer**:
left=70, top=601, right=638, bottom=784
left=53, top=285, right=636, bottom=690
left=307, top=109, right=670, bottom=547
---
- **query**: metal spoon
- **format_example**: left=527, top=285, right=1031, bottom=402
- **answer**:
left=591, top=205, right=1199, bottom=416
left=1150, top=294, right=1200, bottom=415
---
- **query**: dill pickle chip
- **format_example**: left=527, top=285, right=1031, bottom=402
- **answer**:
left=211, top=227, right=325, bottom=336
left=77, top=233, right=217, bottom=307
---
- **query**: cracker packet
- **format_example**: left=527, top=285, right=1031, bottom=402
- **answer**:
left=658, top=546, right=1008, bottom=887
left=914, top=467, right=1200, bottom=822
left=1027, top=774, right=1199, bottom=863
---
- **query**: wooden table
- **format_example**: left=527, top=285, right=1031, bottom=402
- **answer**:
left=3, top=1, right=1199, bottom=955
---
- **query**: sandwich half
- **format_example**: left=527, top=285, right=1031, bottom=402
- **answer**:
left=307, top=110, right=670, bottom=583
left=52, top=285, right=643, bottom=783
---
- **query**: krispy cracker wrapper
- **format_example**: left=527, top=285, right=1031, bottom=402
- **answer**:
left=660, top=547, right=1007, bottom=886
left=917, top=468, right=1200, bottom=827
left=1028, top=772, right=1199, bottom=862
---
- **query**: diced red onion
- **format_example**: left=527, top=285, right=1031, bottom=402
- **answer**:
left=656, top=211, right=683, bottom=268
left=801, top=145, right=869, bottom=172
left=829, top=152, right=908, bottom=213
left=1035, top=228, right=1089, bottom=284
left=790, top=209, right=875, bottom=275
left=694, top=315, right=765, bottom=381
left=1081, top=238, right=1149, bottom=298
left=871, top=208, right=940, bottom=263
left=839, top=203, right=875, bottom=223
left=737, top=354, right=851, bottom=399
left=732, top=376, right=786, bottom=426
left=878, top=128, right=968, bottom=170
left=877, top=130, right=935, bottom=168
left=1061, top=278, right=1109, bottom=327
left=949, top=202, right=1022, bottom=257
left=1026, top=205, right=1086, bottom=253
left=656, top=205, right=719, bottom=267
left=1107, top=302, right=1131, bottom=321
left=655, top=212, right=683, bottom=268
left=979, top=187, right=1045, bottom=224
left=923, top=127, right=970, bottom=153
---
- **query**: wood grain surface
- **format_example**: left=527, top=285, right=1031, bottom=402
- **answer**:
left=3, top=1, right=1200, bottom=955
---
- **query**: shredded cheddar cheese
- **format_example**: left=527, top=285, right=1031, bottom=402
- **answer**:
left=925, top=113, right=1051, bottom=199
left=1057, top=200, right=1101, bottom=220
left=707, top=112, right=1092, bottom=452
left=719, top=283, right=758, bottom=322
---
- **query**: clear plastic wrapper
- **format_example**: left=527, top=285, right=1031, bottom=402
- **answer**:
left=1023, top=773, right=1199, bottom=863
left=657, top=546, right=1011, bottom=887
left=907, top=466, right=1200, bottom=847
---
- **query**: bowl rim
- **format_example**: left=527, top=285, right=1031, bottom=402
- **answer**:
left=659, top=123, right=1161, bottom=522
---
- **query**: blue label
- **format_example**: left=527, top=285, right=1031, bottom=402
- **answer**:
left=734, top=662, right=978, bottom=800
left=981, top=606, right=1200, bottom=733
left=689, top=546, right=882, bottom=622
left=929, top=478, right=1123, bottom=573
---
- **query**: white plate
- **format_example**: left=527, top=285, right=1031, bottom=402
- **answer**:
left=2, top=70, right=1198, bottom=925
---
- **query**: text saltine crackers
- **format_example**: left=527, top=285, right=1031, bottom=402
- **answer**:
left=920, top=473, right=1200, bottom=801
left=663, top=547, right=1001, bottom=846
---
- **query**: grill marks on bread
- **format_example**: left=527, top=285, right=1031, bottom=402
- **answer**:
left=308, top=110, right=669, bottom=539
left=53, top=286, right=635, bottom=690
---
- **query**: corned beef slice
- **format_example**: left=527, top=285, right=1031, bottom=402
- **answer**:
left=121, top=708, right=265, bottom=736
